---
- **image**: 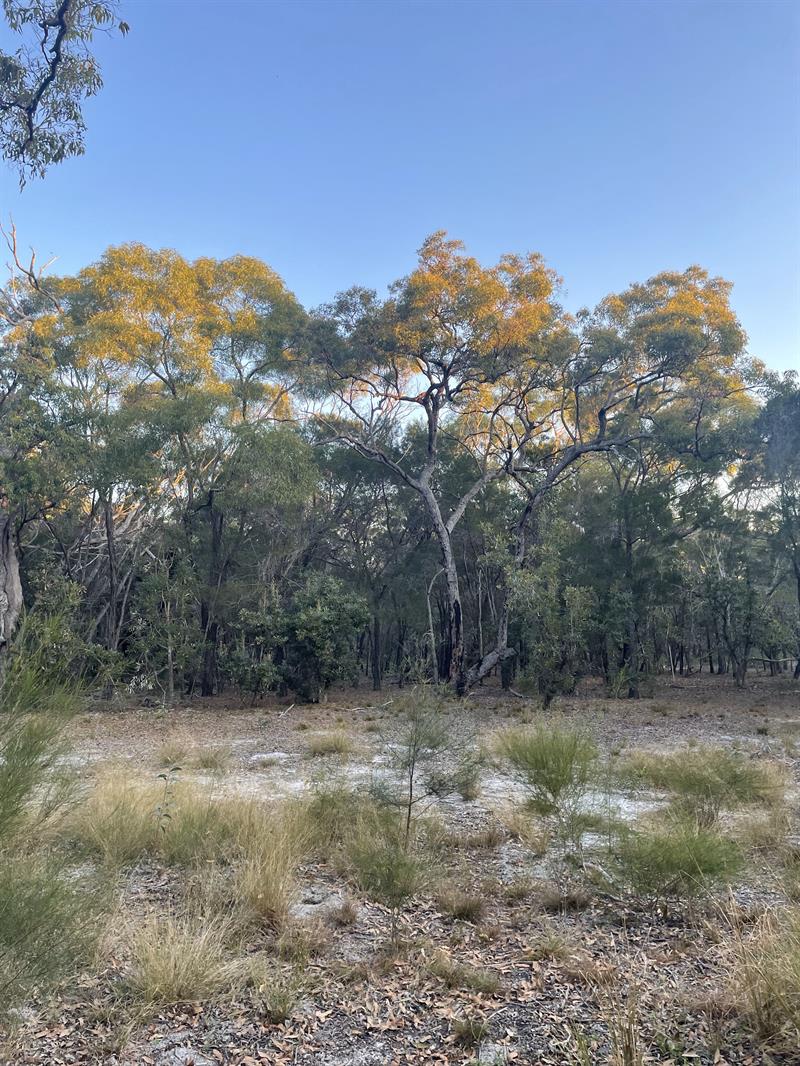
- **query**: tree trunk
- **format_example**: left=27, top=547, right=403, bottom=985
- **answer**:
left=371, top=614, right=382, bottom=691
left=200, top=500, right=224, bottom=697
left=0, top=511, right=22, bottom=655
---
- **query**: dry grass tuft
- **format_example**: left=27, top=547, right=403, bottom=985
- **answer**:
left=305, top=731, right=355, bottom=758
left=235, top=811, right=308, bottom=930
left=426, top=949, right=499, bottom=993
left=732, top=906, right=800, bottom=1048
left=498, top=809, right=549, bottom=855
left=435, top=884, right=485, bottom=923
left=127, top=913, right=235, bottom=1006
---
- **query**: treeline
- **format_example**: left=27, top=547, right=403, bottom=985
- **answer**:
left=0, top=235, right=797, bottom=702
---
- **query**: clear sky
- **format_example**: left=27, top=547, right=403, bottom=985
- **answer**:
left=1, top=0, right=798, bottom=371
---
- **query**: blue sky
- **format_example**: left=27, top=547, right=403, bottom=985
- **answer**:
left=1, top=0, right=798, bottom=371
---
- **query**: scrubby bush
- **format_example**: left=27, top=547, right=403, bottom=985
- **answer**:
left=613, top=817, right=741, bottom=906
left=617, top=746, right=784, bottom=826
left=0, top=612, right=107, bottom=1019
left=0, top=856, right=101, bottom=1018
left=372, top=690, right=482, bottom=844
left=496, top=723, right=597, bottom=847
left=281, top=574, right=369, bottom=702
left=345, top=809, right=424, bottom=938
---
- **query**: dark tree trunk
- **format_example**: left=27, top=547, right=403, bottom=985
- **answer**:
left=200, top=499, right=224, bottom=697
left=371, top=614, right=382, bottom=691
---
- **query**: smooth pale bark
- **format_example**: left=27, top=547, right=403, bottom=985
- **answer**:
left=0, top=512, right=22, bottom=653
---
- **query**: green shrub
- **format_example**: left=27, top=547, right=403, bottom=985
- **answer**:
left=617, top=747, right=784, bottom=826
left=614, top=817, right=741, bottom=903
left=345, top=811, right=423, bottom=937
left=0, top=855, right=101, bottom=1019
left=0, top=612, right=107, bottom=1018
left=495, top=724, right=597, bottom=818
left=372, top=691, right=481, bottom=844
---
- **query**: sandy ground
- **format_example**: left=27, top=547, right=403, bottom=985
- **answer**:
left=5, top=673, right=800, bottom=1066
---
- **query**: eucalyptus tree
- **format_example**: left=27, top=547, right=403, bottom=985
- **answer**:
left=0, top=0, right=128, bottom=183
left=307, top=236, right=750, bottom=695
left=22, top=245, right=314, bottom=693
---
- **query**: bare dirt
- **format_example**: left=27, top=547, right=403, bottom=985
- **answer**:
left=6, top=674, right=800, bottom=1066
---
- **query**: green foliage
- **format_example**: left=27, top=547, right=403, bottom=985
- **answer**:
left=617, top=747, right=784, bottom=826
left=509, top=528, right=596, bottom=706
left=496, top=723, right=597, bottom=819
left=0, top=612, right=107, bottom=1019
left=371, top=690, right=481, bottom=842
left=0, top=855, right=101, bottom=1018
left=282, top=573, right=368, bottom=701
left=345, top=809, right=424, bottom=936
left=613, top=817, right=741, bottom=902
left=0, top=0, right=129, bottom=183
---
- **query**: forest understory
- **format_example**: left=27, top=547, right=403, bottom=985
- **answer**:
left=4, top=674, right=800, bottom=1066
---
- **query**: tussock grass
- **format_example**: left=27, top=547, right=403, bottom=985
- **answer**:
left=234, top=806, right=309, bottom=931
left=70, top=773, right=158, bottom=866
left=294, top=780, right=377, bottom=859
left=435, top=884, right=485, bottom=923
left=440, top=824, right=506, bottom=851
left=616, top=746, right=785, bottom=825
left=155, top=737, right=189, bottom=769
left=732, top=907, right=800, bottom=1048
left=127, top=913, right=235, bottom=1006
left=499, top=809, right=549, bottom=855
left=276, top=919, right=331, bottom=961
left=305, top=731, right=355, bottom=758
left=72, top=771, right=305, bottom=881
left=193, top=745, right=232, bottom=773
left=451, top=1012, right=490, bottom=1047
left=156, top=740, right=231, bottom=773
left=240, top=955, right=301, bottom=1022
left=426, top=949, right=499, bottom=993
left=525, top=922, right=570, bottom=961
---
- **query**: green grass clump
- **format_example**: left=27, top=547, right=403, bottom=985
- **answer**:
left=614, top=816, right=741, bottom=903
left=294, top=780, right=376, bottom=859
left=617, top=746, right=784, bottom=825
left=495, top=723, right=597, bottom=819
